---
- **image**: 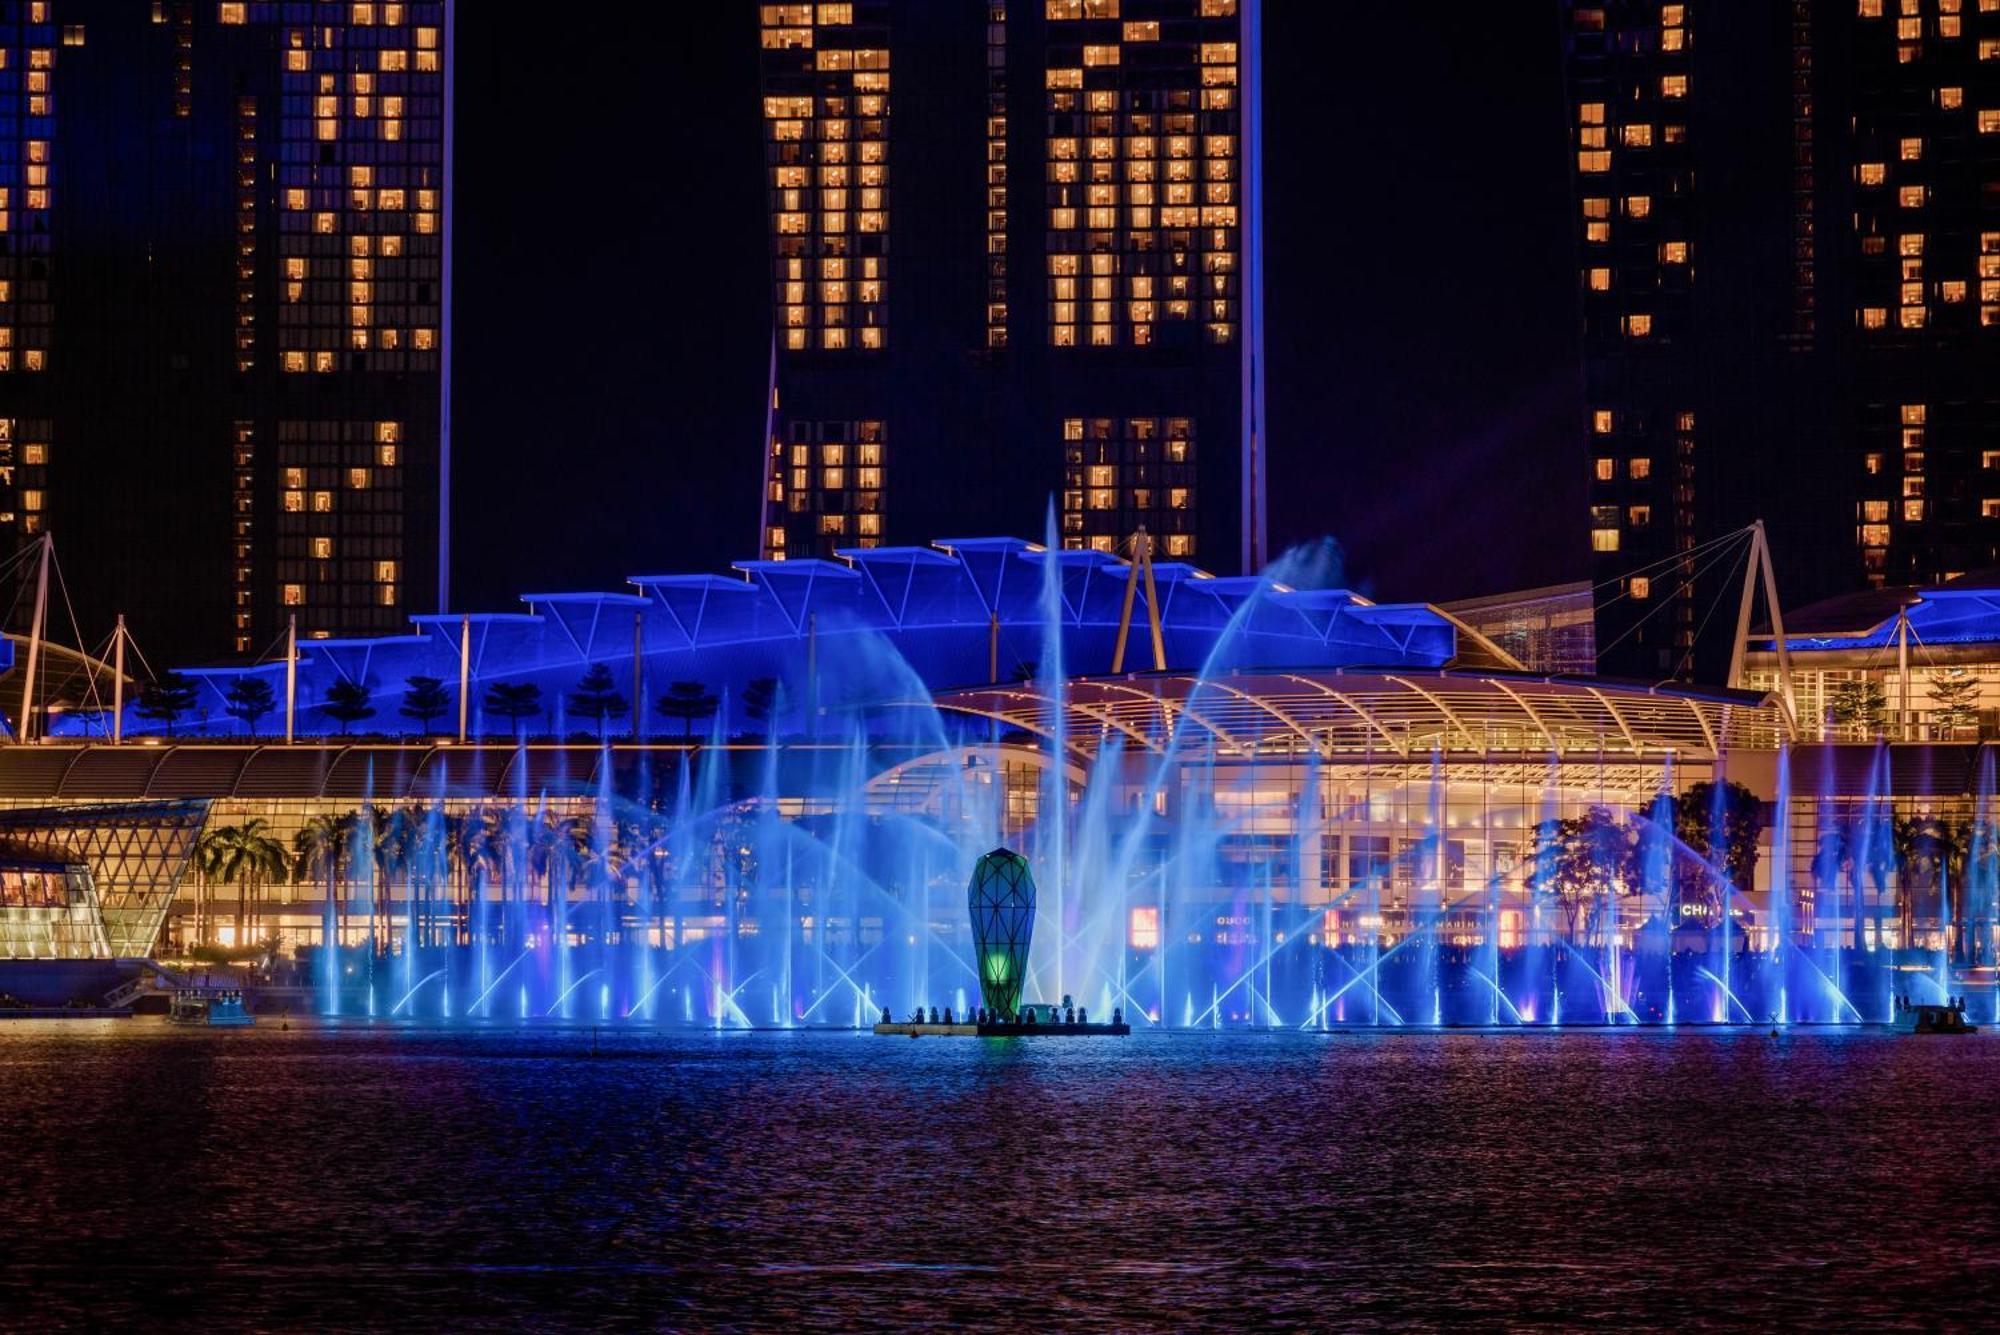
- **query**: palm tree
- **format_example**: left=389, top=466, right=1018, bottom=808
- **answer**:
left=365, top=803, right=415, bottom=954
left=196, top=820, right=291, bottom=949
left=295, top=812, right=352, bottom=954
left=527, top=811, right=589, bottom=942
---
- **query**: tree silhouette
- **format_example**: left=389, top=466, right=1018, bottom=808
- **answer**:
left=137, top=671, right=200, bottom=738
left=656, top=681, right=719, bottom=740
left=223, top=677, right=276, bottom=736
left=322, top=679, right=376, bottom=735
left=568, top=664, right=628, bottom=740
left=742, top=676, right=781, bottom=732
left=400, top=675, right=452, bottom=733
left=484, top=681, right=543, bottom=738
left=1671, top=780, right=1768, bottom=929
left=1528, top=806, right=1642, bottom=940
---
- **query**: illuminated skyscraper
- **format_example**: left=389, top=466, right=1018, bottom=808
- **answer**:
left=0, top=1, right=449, bottom=662
left=755, top=0, right=1266, bottom=572
left=1563, top=1, right=1998, bottom=679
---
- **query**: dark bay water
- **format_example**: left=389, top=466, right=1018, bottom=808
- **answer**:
left=1, top=1022, right=1994, bottom=1331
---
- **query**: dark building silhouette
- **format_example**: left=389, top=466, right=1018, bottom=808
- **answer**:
left=0, top=0, right=449, bottom=663
left=754, top=0, right=1266, bottom=572
left=1561, top=0, right=1998, bottom=678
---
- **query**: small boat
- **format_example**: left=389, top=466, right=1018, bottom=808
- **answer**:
left=168, top=988, right=255, bottom=1028
left=1893, top=996, right=1978, bottom=1035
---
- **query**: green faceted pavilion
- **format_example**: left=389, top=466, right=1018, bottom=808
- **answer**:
left=967, top=847, right=1036, bottom=1021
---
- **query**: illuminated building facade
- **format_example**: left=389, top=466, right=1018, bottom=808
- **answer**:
left=1563, top=0, right=1998, bottom=678
left=756, top=0, right=1265, bottom=573
left=1440, top=581, right=1598, bottom=676
left=0, top=1, right=449, bottom=662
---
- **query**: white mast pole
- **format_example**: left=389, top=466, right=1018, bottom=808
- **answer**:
left=457, top=613, right=471, bottom=743
left=18, top=533, right=50, bottom=744
left=111, top=614, right=126, bottom=745
left=284, top=614, right=298, bottom=745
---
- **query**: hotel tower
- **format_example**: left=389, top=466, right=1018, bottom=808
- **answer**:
left=0, top=0, right=449, bottom=662
left=755, top=0, right=1267, bottom=573
left=1563, top=0, right=1999, bottom=678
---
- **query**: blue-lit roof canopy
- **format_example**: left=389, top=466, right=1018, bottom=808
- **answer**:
left=1757, top=580, right=2000, bottom=656
left=59, top=539, right=1520, bottom=740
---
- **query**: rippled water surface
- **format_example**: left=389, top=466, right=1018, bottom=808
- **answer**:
left=2, top=1022, right=1995, bottom=1330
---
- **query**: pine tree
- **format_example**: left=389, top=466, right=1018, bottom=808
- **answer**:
left=322, top=679, right=377, bottom=735
left=568, top=664, right=628, bottom=740
left=137, top=671, right=200, bottom=738
left=655, top=681, right=719, bottom=739
left=1828, top=677, right=1887, bottom=737
left=224, top=677, right=277, bottom=736
left=483, top=681, right=543, bottom=738
left=400, top=675, right=452, bottom=733
left=1927, top=667, right=1980, bottom=738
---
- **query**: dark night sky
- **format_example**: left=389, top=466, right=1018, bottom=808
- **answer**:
left=451, top=4, right=1581, bottom=611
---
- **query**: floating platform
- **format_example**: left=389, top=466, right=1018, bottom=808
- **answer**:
left=1896, top=1003, right=1978, bottom=1035
left=873, top=1021, right=1130, bottom=1038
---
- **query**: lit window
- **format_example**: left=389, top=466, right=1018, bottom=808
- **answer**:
left=282, top=583, right=305, bottom=606
left=1129, top=905, right=1160, bottom=949
left=1592, top=409, right=1614, bottom=433
left=1629, top=577, right=1651, bottom=600
left=1623, top=313, right=1653, bottom=337
left=1629, top=458, right=1651, bottom=480
left=1588, top=268, right=1611, bottom=291
left=1592, top=528, right=1621, bottom=553
left=1858, top=162, right=1887, bottom=186
left=1660, top=74, right=1688, bottom=98
left=1594, top=458, right=1615, bottom=481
